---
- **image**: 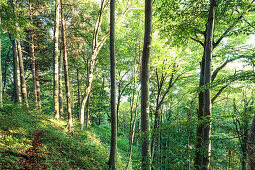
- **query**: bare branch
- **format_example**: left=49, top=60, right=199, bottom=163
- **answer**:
left=191, top=37, right=204, bottom=47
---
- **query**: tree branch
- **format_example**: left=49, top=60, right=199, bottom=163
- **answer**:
left=191, top=37, right=204, bottom=47
left=211, top=55, right=246, bottom=82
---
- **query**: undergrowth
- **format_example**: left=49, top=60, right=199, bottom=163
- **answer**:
left=0, top=103, right=136, bottom=169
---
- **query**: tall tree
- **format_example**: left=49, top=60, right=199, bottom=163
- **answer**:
left=249, top=110, right=255, bottom=170
left=29, top=0, right=38, bottom=107
left=60, top=0, right=72, bottom=130
left=10, top=38, right=21, bottom=103
left=79, top=0, right=109, bottom=129
left=0, top=15, right=2, bottom=107
left=108, top=0, right=117, bottom=168
left=16, top=41, right=28, bottom=106
left=201, top=0, right=216, bottom=169
left=53, top=0, right=60, bottom=118
left=141, top=0, right=152, bottom=169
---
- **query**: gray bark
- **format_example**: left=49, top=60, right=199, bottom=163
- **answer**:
left=53, top=0, right=60, bottom=118
left=61, top=0, right=73, bottom=130
left=141, top=0, right=152, bottom=169
left=108, top=0, right=117, bottom=168
left=248, top=114, right=255, bottom=170
left=17, top=41, right=28, bottom=107
left=201, top=0, right=216, bottom=169
left=0, top=23, right=2, bottom=107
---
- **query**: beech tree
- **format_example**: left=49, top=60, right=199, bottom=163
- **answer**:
left=141, top=0, right=152, bottom=169
left=60, top=0, right=72, bottom=130
left=53, top=0, right=60, bottom=118
left=108, top=0, right=117, bottom=168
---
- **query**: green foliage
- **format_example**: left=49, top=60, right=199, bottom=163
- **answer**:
left=0, top=103, right=131, bottom=169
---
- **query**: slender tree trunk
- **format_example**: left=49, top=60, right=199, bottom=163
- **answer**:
left=29, top=0, right=38, bottom=107
left=59, top=48, right=63, bottom=116
left=85, top=57, right=90, bottom=128
left=242, top=122, right=248, bottom=170
left=17, top=41, right=28, bottom=107
left=77, top=67, right=80, bottom=114
left=53, top=0, right=60, bottom=118
left=61, top=0, right=72, bottom=130
left=79, top=0, right=109, bottom=128
left=3, top=48, right=10, bottom=93
left=36, top=64, right=41, bottom=107
left=10, top=39, right=21, bottom=103
left=194, top=52, right=205, bottom=169
left=30, top=34, right=38, bottom=107
left=248, top=114, right=255, bottom=170
left=126, top=93, right=139, bottom=169
left=108, top=0, right=117, bottom=168
left=141, top=0, right=152, bottom=169
left=201, top=0, right=216, bottom=169
left=0, top=26, right=2, bottom=107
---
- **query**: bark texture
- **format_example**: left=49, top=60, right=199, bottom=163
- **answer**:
left=141, top=0, right=152, bottom=169
left=53, top=0, right=60, bottom=118
left=17, top=41, right=28, bottom=107
left=10, top=39, right=21, bottom=103
left=201, top=0, right=216, bottom=169
left=248, top=114, right=255, bottom=170
left=61, top=0, right=73, bottom=130
left=0, top=24, right=2, bottom=107
left=108, top=0, right=117, bottom=168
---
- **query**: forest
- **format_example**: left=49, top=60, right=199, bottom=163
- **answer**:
left=0, top=0, right=254, bottom=169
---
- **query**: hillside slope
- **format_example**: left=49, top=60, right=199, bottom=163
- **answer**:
left=0, top=104, right=135, bottom=169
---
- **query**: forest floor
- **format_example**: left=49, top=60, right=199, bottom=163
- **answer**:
left=0, top=103, right=135, bottom=169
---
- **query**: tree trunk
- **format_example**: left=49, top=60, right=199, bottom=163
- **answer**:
left=59, top=48, right=63, bottom=116
left=53, top=0, right=60, bottom=118
left=108, top=0, right=117, bottom=168
left=36, top=64, right=41, bottom=107
left=126, top=93, right=139, bottom=169
left=17, top=41, right=28, bottom=107
left=76, top=67, right=80, bottom=115
left=29, top=0, right=38, bottom=107
left=30, top=34, right=38, bottom=107
left=10, top=39, right=21, bottom=103
left=201, top=0, right=216, bottom=169
left=79, top=0, right=109, bottom=128
left=141, top=0, right=152, bottom=169
left=194, top=52, right=205, bottom=169
left=248, top=114, right=255, bottom=170
left=61, top=0, right=73, bottom=131
left=0, top=25, right=2, bottom=107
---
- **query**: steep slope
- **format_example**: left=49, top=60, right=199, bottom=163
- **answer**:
left=0, top=103, right=130, bottom=169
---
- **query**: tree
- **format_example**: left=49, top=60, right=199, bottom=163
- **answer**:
left=29, top=0, right=38, bottom=107
left=60, top=0, right=73, bottom=130
left=53, top=0, right=60, bottom=118
left=141, top=0, right=152, bottom=169
left=17, top=40, right=28, bottom=106
left=79, top=0, right=109, bottom=129
left=201, top=0, right=216, bottom=169
left=108, top=0, right=117, bottom=168
left=0, top=15, right=2, bottom=107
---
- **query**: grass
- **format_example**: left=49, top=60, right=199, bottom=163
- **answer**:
left=0, top=103, right=135, bottom=169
